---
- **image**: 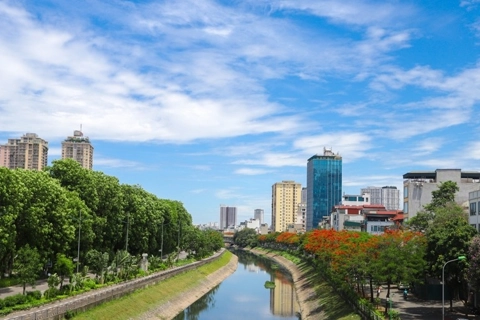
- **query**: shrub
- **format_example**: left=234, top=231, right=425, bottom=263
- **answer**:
left=83, top=278, right=97, bottom=290
left=0, top=298, right=5, bottom=309
left=3, top=294, right=27, bottom=307
left=60, top=284, right=73, bottom=295
left=0, top=307, right=13, bottom=316
left=26, top=290, right=42, bottom=301
left=44, top=287, right=59, bottom=300
left=64, top=310, right=77, bottom=319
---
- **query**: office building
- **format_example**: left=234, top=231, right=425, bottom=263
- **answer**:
left=469, top=190, right=480, bottom=232
left=272, top=180, right=302, bottom=232
left=306, top=148, right=342, bottom=230
left=254, top=209, right=264, bottom=225
left=0, top=133, right=48, bottom=170
left=62, top=130, right=94, bottom=170
left=361, top=186, right=400, bottom=210
left=220, top=205, right=237, bottom=229
left=403, top=169, right=480, bottom=219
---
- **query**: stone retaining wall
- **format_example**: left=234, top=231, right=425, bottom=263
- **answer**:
left=5, top=250, right=227, bottom=320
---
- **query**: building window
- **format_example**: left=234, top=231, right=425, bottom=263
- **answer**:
left=471, top=202, right=477, bottom=216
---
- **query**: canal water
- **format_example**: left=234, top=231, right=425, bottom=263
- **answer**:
left=173, top=250, right=300, bottom=320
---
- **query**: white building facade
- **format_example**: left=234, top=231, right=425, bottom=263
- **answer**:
left=403, top=169, right=480, bottom=219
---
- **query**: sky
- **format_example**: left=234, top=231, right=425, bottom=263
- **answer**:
left=1, top=0, right=480, bottom=225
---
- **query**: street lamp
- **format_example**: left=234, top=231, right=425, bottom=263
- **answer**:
left=160, top=221, right=164, bottom=259
left=76, top=210, right=82, bottom=273
left=442, top=255, right=467, bottom=320
left=125, top=212, right=130, bottom=252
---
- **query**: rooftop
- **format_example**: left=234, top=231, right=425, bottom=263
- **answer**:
left=403, top=169, right=480, bottom=179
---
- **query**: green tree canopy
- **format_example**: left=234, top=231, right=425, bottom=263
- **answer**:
left=234, top=228, right=258, bottom=248
left=13, top=244, right=43, bottom=295
left=55, top=253, right=74, bottom=289
left=425, top=203, right=476, bottom=308
left=424, top=180, right=459, bottom=213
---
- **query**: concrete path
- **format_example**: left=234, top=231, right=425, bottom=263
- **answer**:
left=0, top=278, right=51, bottom=298
left=378, top=287, right=477, bottom=320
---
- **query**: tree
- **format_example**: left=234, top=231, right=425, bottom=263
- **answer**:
left=406, top=211, right=434, bottom=232
left=466, top=235, right=480, bottom=292
left=424, top=181, right=459, bottom=213
left=55, top=253, right=74, bottom=289
left=0, top=168, right=26, bottom=275
left=13, top=244, right=43, bottom=295
left=85, top=249, right=109, bottom=283
left=233, top=228, right=258, bottom=248
left=370, top=231, right=426, bottom=313
left=425, top=203, right=476, bottom=309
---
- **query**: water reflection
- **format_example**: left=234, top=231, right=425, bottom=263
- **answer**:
left=173, top=250, right=300, bottom=320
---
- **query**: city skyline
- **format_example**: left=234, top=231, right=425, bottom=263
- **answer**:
left=1, top=1, right=480, bottom=224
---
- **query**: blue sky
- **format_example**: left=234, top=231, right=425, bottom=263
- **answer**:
left=1, top=0, right=480, bottom=225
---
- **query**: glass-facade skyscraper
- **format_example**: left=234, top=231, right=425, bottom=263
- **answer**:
left=306, top=148, right=342, bottom=230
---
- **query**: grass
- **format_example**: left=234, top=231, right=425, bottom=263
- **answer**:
left=74, top=251, right=233, bottom=320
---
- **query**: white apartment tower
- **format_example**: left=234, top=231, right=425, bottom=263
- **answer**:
left=360, top=186, right=400, bottom=210
left=220, top=205, right=237, bottom=229
left=61, top=130, right=94, bottom=170
left=254, top=209, right=264, bottom=225
left=0, top=133, right=48, bottom=170
left=272, top=180, right=302, bottom=232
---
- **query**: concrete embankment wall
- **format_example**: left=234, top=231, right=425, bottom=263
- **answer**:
left=248, top=248, right=326, bottom=320
left=5, top=250, right=232, bottom=320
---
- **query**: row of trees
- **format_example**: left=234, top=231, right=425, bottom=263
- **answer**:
left=251, top=181, right=480, bottom=315
left=0, top=159, right=224, bottom=285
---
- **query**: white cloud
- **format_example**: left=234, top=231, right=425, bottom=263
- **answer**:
left=263, top=0, right=417, bottom=27
left=464, top=141, right=480, bottom=160
left=94, top=157, right=144, bottom=169
left=294, top=132, right=372, bottom=162
left=234, top=168, right=272, bottom=175
left=233, top=153, right=307, bottom=167
left=411, top=138, right=444, bottom=156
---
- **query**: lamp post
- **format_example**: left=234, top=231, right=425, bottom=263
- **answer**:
left=125, top=212, right=130, bottom=252
left=442, top=255, right=466, bottom=320
left=76, top=210, right=82, bottom=273
left=160, top=222, right=164, bottom=259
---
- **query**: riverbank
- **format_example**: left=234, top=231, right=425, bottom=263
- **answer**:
left=72, top=250, right=238, bottom=320
left=249, top=248, right=361, bottom=320
left=138, top=252, right=238, bottom=320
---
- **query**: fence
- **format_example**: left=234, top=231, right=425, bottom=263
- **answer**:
left=6, top=250, right=225, bottom=320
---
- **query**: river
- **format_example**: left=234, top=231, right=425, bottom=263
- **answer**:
left=173, top=250, right=301, bottom=320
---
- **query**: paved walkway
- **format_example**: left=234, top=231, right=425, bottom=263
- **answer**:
left=0, top=278, right=52, bottom=298
left=378, top=287, right=478, bottom=320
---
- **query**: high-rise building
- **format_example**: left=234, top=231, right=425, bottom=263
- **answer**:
left=361, top=186, right=400, bottom=210
left=272, top=180, right=302, bottom=232
left=220, top=205, right=237, bottom=229
left=306, top=148, right=342, bottom=230
left=0, top=133, right=48, bottom=170
left=254, top=209, right=264, bottom=225
left=61, top=130, right=94, bottom=170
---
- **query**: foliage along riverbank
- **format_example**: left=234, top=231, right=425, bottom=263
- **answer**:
left=72, top=250, right=236, bottom=320
left=249, top=247, right=361, bottom=320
